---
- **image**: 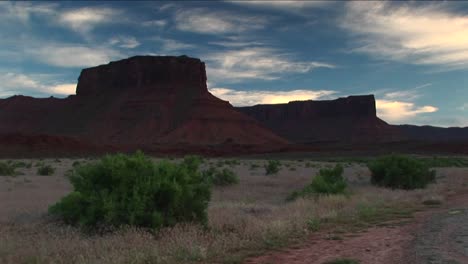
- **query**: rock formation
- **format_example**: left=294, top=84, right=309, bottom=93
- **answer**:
left=236, top=95, right=404, bottom=144
left=0, top=56, right=288, bottom=154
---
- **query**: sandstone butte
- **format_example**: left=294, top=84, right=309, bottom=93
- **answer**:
left=0, top=55, right=288, bottom=156
left=1, top=55, right=466, bottom=156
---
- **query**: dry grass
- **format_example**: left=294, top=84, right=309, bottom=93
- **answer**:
left=0, top=158, right=467, bottom=264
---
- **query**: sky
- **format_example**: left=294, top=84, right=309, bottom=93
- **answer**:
left=0, top=1, right=467, bottom=127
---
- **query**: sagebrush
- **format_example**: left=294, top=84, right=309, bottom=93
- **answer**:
left=203, top=167, right=239, bottom=186
left=368, top=155, right=436, bottom=190
left=288, top=164, right=347, bottom=200
left=49, top=152, right=211, bottom=230
left=265, top=160, right=281, bottom=175
left=37, top=164, right=55, bottom=176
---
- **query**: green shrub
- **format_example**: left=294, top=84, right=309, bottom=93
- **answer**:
left=72, top=161, right=81, bottom=167
left=224, top=159, right=240, bottom=166
left=13, top=161, right=27, bottom=168
left=249, top=163, right=260, bottom=170
left=288, top=165, right=347, bottom=200
left=203, top=167, right=239, bottom=186
left=0, top=162, right=16, bottom=176
left=49, top=152, right=211, bottom=230
left=368, top=155, right=436, bottom=190
left=265, top=160, right=281, bottom=175
left=37, top=164, right=55, bottom=176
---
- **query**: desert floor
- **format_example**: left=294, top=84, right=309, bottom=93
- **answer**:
left=1, top=157, right=467, bottom=264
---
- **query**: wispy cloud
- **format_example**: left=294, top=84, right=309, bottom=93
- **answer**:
left=226, top=0, right=332, bottom=14
left=0, top=2, right=56, bottom=23
left=151, top=37, right=195, bottom=53
left=459, top=103, right=468, bottom=111
left=28, top=44, right=123, bottom=68
left=0, top=72, right=75, bottom=97
left=59, top=7, right=120, bottom=34
left=209, top=87, right=337, bottom=106
left=341, top=2, right=468, bottom=69
left=205, top=48, right=335, bottom=83
left=174, top=8, right=268, bottom=34
left=109, top=36, right=140, bottom=49
left=142, top=19, right=167, bottom=28
left=381, top=83, right=432, bottom=101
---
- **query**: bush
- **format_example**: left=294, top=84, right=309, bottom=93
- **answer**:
left=368, top=155, right=436, bottom=190
left=37, top=164, right=55, bottom=176
left=49, top=152, right=211, bottom=230
left=0, top=162, right=16, bottom=176
left=265, top=160, right=281, bottom=175
left=288, top=165, right=347, bottom=200
left=203, top=167, right=239, bottom=186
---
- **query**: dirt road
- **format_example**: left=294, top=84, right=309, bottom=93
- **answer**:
left=245, top=193, right=468, bottom=264
left=409, top=195, right=468, bottom=264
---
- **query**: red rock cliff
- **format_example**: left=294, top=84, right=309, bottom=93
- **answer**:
left=236, top=95, right=404, bottom=143
left=0, top=55, right=288, bottom=151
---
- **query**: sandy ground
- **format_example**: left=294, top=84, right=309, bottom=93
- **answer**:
left=245, top=168, right=468, bottom=264
left=0, top=158, right=467, bottom=264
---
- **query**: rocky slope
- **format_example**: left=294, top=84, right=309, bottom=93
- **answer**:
left=236, top=95, right=404, bottom=144
left=0, top=55, right=288, bottom=154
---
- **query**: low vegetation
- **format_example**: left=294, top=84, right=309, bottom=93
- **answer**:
left=1, top=155, right=466, bottom=264
left=0, top=161, right=16, bottom=176
left=265, top=160, right=281, bottom=175
left=368, top=155, right=436, bottom=189
left=49, top=152, right=211, bottom=230
left=37, top=164, right=56, bottom=176
left=203, top=167, right=239, bottom=186
left=288, top=165, right=347, bottom=200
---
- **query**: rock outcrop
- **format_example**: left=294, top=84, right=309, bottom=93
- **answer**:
left=0, top=56, right=288, bottom=154
left=236, top=95, right=404, bottom=144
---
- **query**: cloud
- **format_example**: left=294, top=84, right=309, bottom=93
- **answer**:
left=49, top=83, right=76, bottom=95
left=174, top=8, right=268, bottom=34
left=381, top=83, right=432, bottom=101
left=59, top=7, right=120, bottom=33
left=341, top=2, right=468, bottom=69
left=205, top=48, right=335, bottom=83
left=376, top=99, right=438, bottom=123
left=209, top=87, right=337, bottom=106
left=0, top=72, right=75, bottom=97
left=109, top=36, right=140, bottom=49
left=459, top=103, right=468, bottom=111
left=142, top=19, right=167, bottom=28
left=28, top=45, right=123, bottom=68
left=0, top=2, right=56, bottom=23
left=226, top=0, right=332, bottom=13
left=151, top=37, right=195, bottom=53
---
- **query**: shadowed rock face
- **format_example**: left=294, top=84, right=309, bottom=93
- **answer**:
left=0, top=56, right=288, bottom=152
left=236, top=95, right=405, bottom=144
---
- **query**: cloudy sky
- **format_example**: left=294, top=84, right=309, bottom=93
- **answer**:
left=1, top=1, right=467, bottom=127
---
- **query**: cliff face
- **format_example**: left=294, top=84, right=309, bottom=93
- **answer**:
left=236, top=95, right=404, bottom=144
left=0, top=56, right=288, bottom=152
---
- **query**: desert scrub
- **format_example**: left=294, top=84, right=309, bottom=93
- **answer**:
left=0, top=161, right=16, bottom=176
left=288, top=164, right=347, bottom=200
left=37, top=164, right=55, bottom=175
left=368, top=155, right=436, bottom=190
left=49, top=151, right=211, bottom=230
left=420, top=156, right=468, bottom=168
left=203, top=167, right=239, bottom=186
left=265, top=160, right=281, bottom=175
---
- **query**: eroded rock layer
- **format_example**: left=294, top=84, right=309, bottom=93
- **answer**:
left=236, top=95, right=404, bottom=144
left=0, top=56, right=288, bottom=154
